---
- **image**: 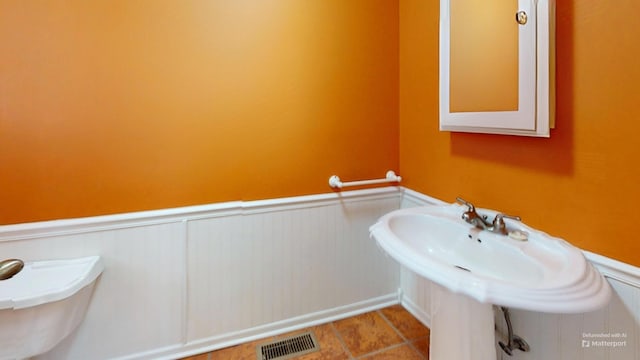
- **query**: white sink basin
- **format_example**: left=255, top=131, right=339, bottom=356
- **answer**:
left=370, top=203, right=611, bottom=313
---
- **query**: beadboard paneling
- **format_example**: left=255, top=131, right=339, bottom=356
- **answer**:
left=185, top=195, right=401, bottom=346
left=0, top=188, right=401, bottom=360
left=3, top=187, right=638, bottom=359
left=397, top=188, right=442, bottom=327
left=0, top=222, right=187, bottom=360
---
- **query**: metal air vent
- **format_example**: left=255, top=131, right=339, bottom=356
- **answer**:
left=256, top=331, right=320, bottom=360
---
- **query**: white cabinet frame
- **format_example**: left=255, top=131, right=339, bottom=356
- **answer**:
left=439, top=0, right=555, bottom=137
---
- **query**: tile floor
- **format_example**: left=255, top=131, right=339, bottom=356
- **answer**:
left=181, top=305, right=430, bottom=360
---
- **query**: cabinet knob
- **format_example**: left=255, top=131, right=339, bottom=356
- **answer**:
left=516, top=11, right=528, bottom=25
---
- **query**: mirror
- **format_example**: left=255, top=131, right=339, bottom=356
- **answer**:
left=450, top=0, right=518, bottom=113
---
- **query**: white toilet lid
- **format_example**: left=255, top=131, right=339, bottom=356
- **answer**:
left=0, top=256, right=104, bottom=310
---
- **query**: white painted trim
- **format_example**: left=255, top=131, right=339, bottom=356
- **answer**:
left=240, top=187, right=402, bottom=215
left=537, top=0, right=556, bottom=133
left=440, top=0, right=536, bottom=131
left=180, top=219, right=189, bottom=346
left=401, top=295, right=432, bottom=329
left=439, top=0, right=553, bottom=137
left=584, top=251, right=640, bottom=288
left=125, top=293, right=399, bottom=360
left=0, top=203, right=243, bottom=241
left=0, top=187, right=402, bottom=242
left=399, top=188, right=447, bottom=207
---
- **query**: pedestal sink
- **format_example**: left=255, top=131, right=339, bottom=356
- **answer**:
left=369, top=203, right=611, bottom=360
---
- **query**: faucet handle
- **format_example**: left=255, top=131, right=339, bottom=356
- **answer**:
left=455, top=197, right=475, bottom=211
left=493, top=213, right=522, bottom=234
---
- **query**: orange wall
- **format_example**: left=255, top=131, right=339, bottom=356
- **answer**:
left=4, top=0, right=639, bottom=268
left=0, top=1, right=399, bottom=224
left=400, top=0, right=640, bottom=266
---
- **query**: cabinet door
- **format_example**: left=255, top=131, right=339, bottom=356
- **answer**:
left=439, top=0, right=552, bottom=137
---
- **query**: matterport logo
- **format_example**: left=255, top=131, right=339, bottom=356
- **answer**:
left=582, top=332, right=627, bottom=348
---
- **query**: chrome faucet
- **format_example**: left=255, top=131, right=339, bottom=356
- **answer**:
left=491, top=213, right=522, bottom=235
left=456, top=197, right=521, bottom=235
left=456, top=197, right=491, bottom=229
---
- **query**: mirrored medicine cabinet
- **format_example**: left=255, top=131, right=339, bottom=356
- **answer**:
left=440, top=0, right=555, bottom=137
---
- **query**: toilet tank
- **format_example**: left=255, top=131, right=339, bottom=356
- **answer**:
left=0, top=256, right=104, bottom=359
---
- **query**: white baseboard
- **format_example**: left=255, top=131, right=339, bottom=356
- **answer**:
left=400, top=294, right=432, bottom=329
left=130, top=294, right=399, bottom=360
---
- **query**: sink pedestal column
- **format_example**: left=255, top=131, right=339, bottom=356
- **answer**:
left=430, top=283, right=497, bottom=360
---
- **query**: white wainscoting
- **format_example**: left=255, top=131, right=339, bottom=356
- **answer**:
left=0, top=222, right=187, bottom=360
left=0, top=188, right=402, bottom=360
left=398, top=189, right=640, bottom=360
left=2, top=187, right=639, bottom=360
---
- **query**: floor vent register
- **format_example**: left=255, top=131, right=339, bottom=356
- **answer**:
left=256, top=331, right=320, bottom=360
